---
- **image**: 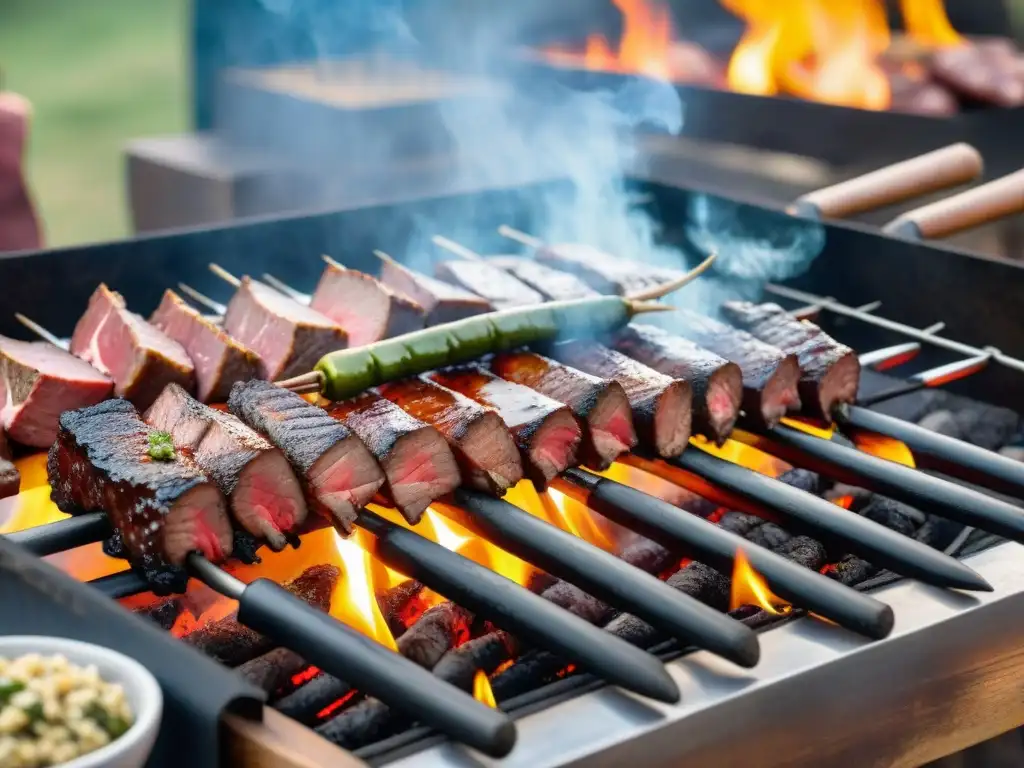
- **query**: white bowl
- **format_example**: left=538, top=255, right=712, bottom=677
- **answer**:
left=0, top=636, right=163, bottom=768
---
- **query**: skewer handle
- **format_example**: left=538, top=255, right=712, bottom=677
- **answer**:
left=209, top=263, right=242, bottom=288
left=789, top=143, right=983, bottom=220
left=882, top=168, right=1024, bottom=240
left=496, top=225, right=545, bottom=249
left=432, top=235, right=483, bottom=261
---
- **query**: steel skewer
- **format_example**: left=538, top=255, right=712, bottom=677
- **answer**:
left=554, top=469, right=894, bottom=640
left=620, top=448, right=990, bottom=592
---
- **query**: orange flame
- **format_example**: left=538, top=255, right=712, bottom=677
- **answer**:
left=473, top=670, right=498, bottom=708
left=848, top=430, right=916, bottom=468
left=583, top=0, right=674, bottom=79
left=729, top=548, right=792, bottom=614
left=899, top=0, right=963, bottom=47
left=692, top=436, right=791, bottom=478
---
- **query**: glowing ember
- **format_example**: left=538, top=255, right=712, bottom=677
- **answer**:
left=473, top=669, right=498, bottom=708
left=832, top=494, right=856, bottom=510
left=730, top=548, right=792, bottom=615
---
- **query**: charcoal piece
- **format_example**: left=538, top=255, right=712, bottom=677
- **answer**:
left=824, top=554, right=877, bottom=586
left=861, top=497, right=924, bottom=536
left=274, top=672, right=355, bottom=725
left=950, top=402, right=1021, bottom=451
left=776, top=468, right=823, bottom=496
left=824, top=485, right=874, bottom=513
left=745, top=522, right=791, bottom=551
left=432, top=631, right=520, bottom=693
left=773, top=535, right=827, bottom=571
left=133, top=597, right=185, bottom=631
left=917, top=410, right=961, bottom=439
left=914, top=515, right=968, bottom=552
left=489, top=648, right=567, bottom=702
left=716, top=511, right=764, bottom=537
left=182, top=564, right=338, bottom=666
left=377, top=580, right=426, bottom=638
left=617, top=536, right=675, bottom=574
left=315, top=698, right=402, bottom=751
left=235, top=648, right=307, bottom=695
left=539, top=580, right=612, bottom=625
left=395, top=602, right=474, bottom=669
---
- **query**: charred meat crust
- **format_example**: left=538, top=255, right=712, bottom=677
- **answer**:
left=535, top=243, right=687, bottom=296
left=378, top=259, right=492, bottom=325
left=427, top=366, right=582, bottom=487
left=546, top=340, right=692, bottom=458
left=0, top=336, right=113, bottom=447
left=223, top=277, right=348, bottom=381
left=46, top=399, right=233, bottom=589
left=489, top=350, right=637, bottom=469
left=150, top=289, right=262, bottom=403
left=310, top=263, right=426, bottom=347
left=327, top=393, right=461, bottom=523
left=486, top=257, right=600, bottom=301
left=613, top=324, right=742, bottom=445
left=721, top=302, right=860, bottom=419
left=0, top=426, right=18, bottom=499
left=69, top=284, right=195, bottom=410
left=375, top=376, right=524, bottom=495
left=671, top=309, right=803, bottom=427
left=228, top=380, right=385, bottom=534
left=435, top=260, right=544, bottom=310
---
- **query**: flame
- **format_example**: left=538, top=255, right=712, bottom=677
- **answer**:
left=582, top=0, right=674, bottom=79
left=332, top=533, right=398, bottom=650
left=832, top=494, right=855, bottom=509
left=848, top=430, right=916, bottom=468
left=729, top=548, right=792, bottom=614
left=423, top=506, right=536, bottom=588
left=473, top=670, right=498, bottom=708
left=542, top=488, right=616, bottom=552
left=899, top=0, right=963, bottom=46
left=691, top=436, right=791, bottom=478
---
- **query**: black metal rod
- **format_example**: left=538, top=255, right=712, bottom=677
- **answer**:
left=669, top=447, right=990, bottom=592
left=838, top=404, right=1024, bottom=501
left=756, top=423, right=1024, bottom=545
left=556, top=469, right=894, bottom=640
left=439, top=489, right=760, bottom=668
left=356, top=510, right=679, bottom=703
left=88, top=570, right=149, bottom=600
left=5, top=512, right=110, bottom=556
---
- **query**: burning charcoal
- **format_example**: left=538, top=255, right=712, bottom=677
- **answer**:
left=489, top=648, right=567, bottom=702
left=949, top=401, right=1021, bottom=451
left=824, top=554, right=877, bottom=586
left=776, top=468, right=823, bottom=496
left=327, top=393, right=461, bottom=523
left=183, top=564, right=338, bottom=666
left=917, top=410, right=961, bottom=439
left=315, top=698, right=402, bottom=752
left=275, top=672, right=356, bottom=725
left=862, top=495, right=925, bottom=526
left=773, top=535, right=827, bottom=571
left=0, top=336, right=112, bottom=447
left=132, top=597, right=185, bottom=631
left=618, top=536, right=676, bottom=575
left=539, top=581, right=613, bottom=625
left=547, top=340, right=692, bottom=458
left=486, top=257, right=599, bottom=301
left=824, top=484, right=873, bottom=513
left=721, top=302, right=859, bottom=420
left=0, top=426, right=18, bottom=499
left=716, top=511, right=764, bottom=538
left=745, top=522, right=791, bottom=551
left=489, top=350, right=638, bottom=470
left=432, top=631, right=520, bottom=693
left=377, top=580, right=426, bottom=639
left=236, top=648, right=308, bottom=695
left=435, top=259, right=544, bottom=310
left=914, top=515, right=968, bottom=552
left=396, top=603, right=474, bottom=669
left=378, top=256, right=492, bottom=325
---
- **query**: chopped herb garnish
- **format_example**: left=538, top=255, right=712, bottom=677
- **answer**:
left=0, top=678, right=24, bottom=705
left=22, top=701, right=45, bottom=725
left=86, top=702, right=130, bottom=738
left=147, top=431, right=176, bottom=461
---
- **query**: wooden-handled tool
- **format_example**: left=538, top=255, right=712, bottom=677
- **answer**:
left=788, top=143, right=983, bottom=220
left=882, top=168, right=1024, bottom=240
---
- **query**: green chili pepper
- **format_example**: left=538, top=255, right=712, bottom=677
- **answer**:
left=147, top=431, right=176, bottom=461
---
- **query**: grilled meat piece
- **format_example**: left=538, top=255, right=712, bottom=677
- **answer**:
left=547, top=341, right=692, bottom=458
left=150, top=290, right=261, bottom=403
left=376, top=376, right=523, bottom=495
left=487, top=256, right=600, bottom=301
left=535, top=243, right=686, bottom=297
left=228, top=380, right=385, bottom=534
left=145, top=384, right=308, bottom=551
left=327, top=393, right=461, bottom=523
left=671, top=309, right=802, bottom=428
left=0, top=336, right=113, bottom=447
left=489, top=351, right=636, bottom=470
left=427, top=366, right=582, bottom=487
left=614, top=323, right=742, bottom=445
left=379, top=258, right=492, bottom=325
left=69, top=284, right=195, bottom=410
left=310, top=263, right=426, bottom=347
left=721, top=302, right=859, bottom=419
left=223, top=277, right=348, bottom=381
left=47, top=399, right=233, bottom=585
left=0, top=426, right=18, bottom=499
left=435, top=260, right=544, bottom=311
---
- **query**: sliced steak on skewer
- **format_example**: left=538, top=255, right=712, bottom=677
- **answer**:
left=427, top=366, right=582, bottom=487
left=613, top=323, right=742, bottom=445
left=69, top=284, right=195, bottom=410
left=671, top=309, right=802, bottom=428
left=223, top=277, right=348, bottom=381
left=534, top=243, right=687, bottom=297
left=376, top=376, right=523, bottom=495
left=326, top=393, right=461, bottom=524
left=0, top=426, right=18, bottom=499
left=486, top=257, right=600, bottom=302
left=150, top=289, right=261, bottom=403
left=546, top=341, right=692, bottom=459
left=309, top=259, right=426, bottom=346
left=228, top=380, right=385, bottom=535
left=489, top=350, right=637, bottom=470
left=721, top=302, right=860, bottom=420
left=377, top=252, right=493, bottom=325
left=47, top=399, right=233, bottom=585
left=0, top=336, right=113, bottom=447
left=435, top=260, right=544, bottom=311
left=145, top=384, right=308, bottom=551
